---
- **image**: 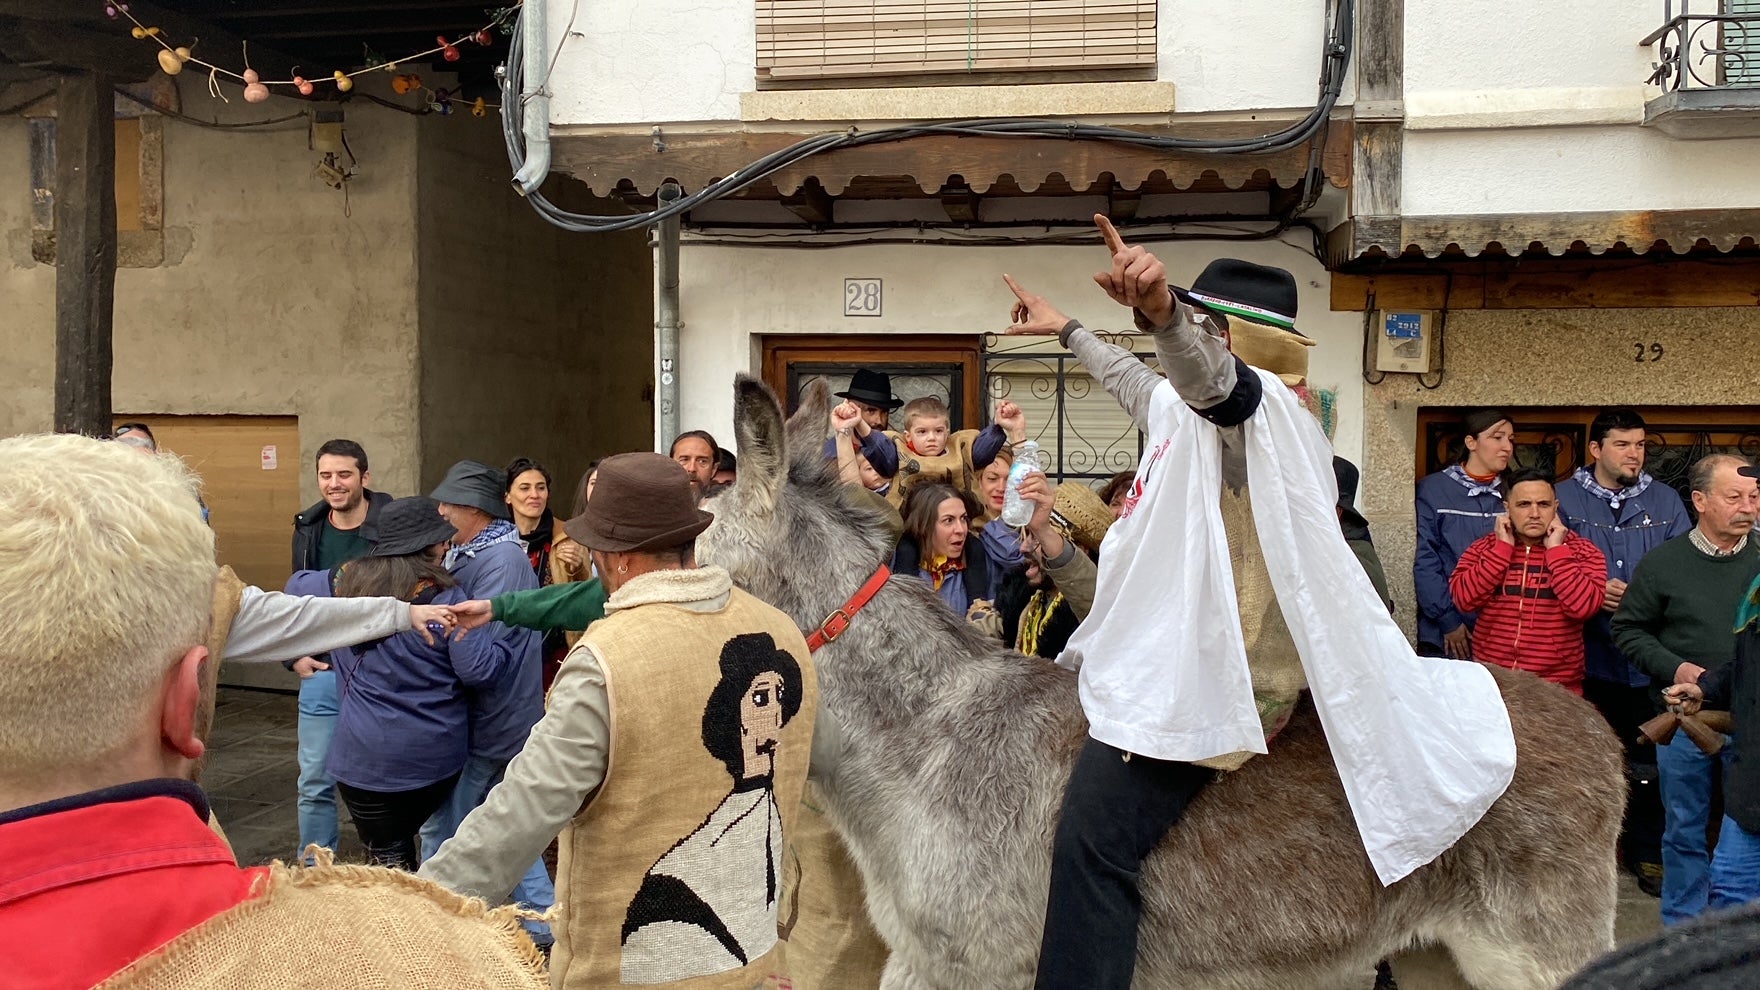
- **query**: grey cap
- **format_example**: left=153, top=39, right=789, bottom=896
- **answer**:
left=430, top=460, right=510, bottom=520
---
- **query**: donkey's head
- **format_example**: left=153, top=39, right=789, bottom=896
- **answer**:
left=698, top=375, right=898, bottom=625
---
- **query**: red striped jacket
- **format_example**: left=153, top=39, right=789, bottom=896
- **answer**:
left=1448, top=531, right=1607, bottom=694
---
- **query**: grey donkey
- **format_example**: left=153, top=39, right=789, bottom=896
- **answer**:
left=699, top=374, right=1624, bottom=990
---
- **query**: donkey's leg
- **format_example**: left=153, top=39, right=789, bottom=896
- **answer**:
left=1438, top=888, right=1618, bottom=990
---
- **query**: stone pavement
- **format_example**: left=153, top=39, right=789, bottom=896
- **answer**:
left=205, top=687, right=361, bottom=865
left=202, top=685, right=1665, bottom=977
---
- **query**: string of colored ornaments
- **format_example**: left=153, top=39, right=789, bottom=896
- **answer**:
left=104, top=1, right=511, bottom=106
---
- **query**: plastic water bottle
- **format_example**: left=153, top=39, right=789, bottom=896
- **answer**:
left=1000, top=440, right=1040, bottom=527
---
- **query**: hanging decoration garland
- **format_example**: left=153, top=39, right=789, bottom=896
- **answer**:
left=102, top=1, right=515, bottom=115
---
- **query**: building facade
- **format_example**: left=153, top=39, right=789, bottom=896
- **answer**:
left=529, top=0, right=1760, bottom=634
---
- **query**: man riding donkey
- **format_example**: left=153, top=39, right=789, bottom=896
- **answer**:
left=1002, top=218, right=1518, bottom=988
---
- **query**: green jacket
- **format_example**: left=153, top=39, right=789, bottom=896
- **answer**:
left=490, top=578, right=608, bottom=633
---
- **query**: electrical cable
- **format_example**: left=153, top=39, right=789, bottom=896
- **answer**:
left=499, top=0, right=1356, bottom=235
left=113, top=87, right=308, bottom=128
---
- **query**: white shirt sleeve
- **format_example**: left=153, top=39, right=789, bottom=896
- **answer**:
left=224, top=586, right=410, bottom=664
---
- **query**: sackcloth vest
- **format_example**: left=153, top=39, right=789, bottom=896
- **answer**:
left=884, top=429, right=986, bottom=509
left=1208, top=489, right=1307, bottom=771
left=552, top=587, right=818, bottom=990
left=97, top=859, right=547, bottom=989
left=203, top=567, right=246, bottom=847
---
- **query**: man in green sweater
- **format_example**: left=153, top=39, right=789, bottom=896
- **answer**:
left=454, top=577, right=609, bottom=639
left=1613, top=453, right=1760, bottom=925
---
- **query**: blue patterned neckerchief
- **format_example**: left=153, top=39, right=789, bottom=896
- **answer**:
left=443, top=518, right=520, bottom=571
left=1573, top=466, right=1653, bottom=511
left=1444, top=463, right=1501, bottom=498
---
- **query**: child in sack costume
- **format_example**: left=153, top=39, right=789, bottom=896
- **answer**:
left=1003, top=218, right=1517, bottom=989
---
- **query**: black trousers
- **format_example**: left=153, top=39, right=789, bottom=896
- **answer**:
left=336, top=773, right=459, bottom=871
left=1035, top=737, right=1215, bottom=990
left=1583, top=678, right=1665, bottom=868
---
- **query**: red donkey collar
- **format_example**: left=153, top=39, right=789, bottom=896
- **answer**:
left=805, top=564, right=891, bottom=653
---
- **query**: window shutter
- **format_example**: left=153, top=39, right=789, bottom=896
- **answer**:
left=1726, top=1, right=1760, bottom=86
left=985, top=333, right=1154, bottom=482
left=756, top=1, right=1158, bottom=82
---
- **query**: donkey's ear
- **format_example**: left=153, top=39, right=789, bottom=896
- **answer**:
left=784, top=377, right=832, bottom=469
left=734, top=374, right=787, bottom=510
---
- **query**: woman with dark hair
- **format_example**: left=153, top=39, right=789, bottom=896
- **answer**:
left=1098, top=469, right=1136, bottom=519
left=326, top=496, right=523, bottom=870
left=504, top=456, right=576, bottom=681
left=892, top=482, right=992, bottom=615
left=1414, top=408, right=1516, bottom=659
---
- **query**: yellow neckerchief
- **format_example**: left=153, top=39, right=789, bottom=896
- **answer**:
left=1017, top=587, right=1065, bottom=656
left=925, top=552, right=964, bottom=591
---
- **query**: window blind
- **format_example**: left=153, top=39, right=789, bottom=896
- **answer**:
left=1727, top=0, right=1760, bottom=86
left=755, top=1, right=1158, bottom=82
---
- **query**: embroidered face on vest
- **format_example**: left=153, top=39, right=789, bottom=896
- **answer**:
left=619, top=631, right=806, bottom=984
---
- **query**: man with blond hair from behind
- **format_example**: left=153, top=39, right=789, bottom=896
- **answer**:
left=0, top=434, right=547, bottom=990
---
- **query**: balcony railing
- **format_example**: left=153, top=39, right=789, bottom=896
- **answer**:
left=1643, top=3, right=1760, bottom=91
left=1641, top=2, right=1760, bottom=137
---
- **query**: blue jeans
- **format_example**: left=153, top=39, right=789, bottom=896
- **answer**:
left=1710, top=814, right=1760, bottom=910
left=420, top=753, right=556, bottom=943
left=296, top=670, right=340, bottom=859
left=1656, top=730, right=1735, bottom=924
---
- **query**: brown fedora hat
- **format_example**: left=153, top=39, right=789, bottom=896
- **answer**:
left=564, top=452, right=713, bottom=553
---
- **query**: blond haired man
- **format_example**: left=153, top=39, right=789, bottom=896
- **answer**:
left=0, top=434, right=546, bottom=990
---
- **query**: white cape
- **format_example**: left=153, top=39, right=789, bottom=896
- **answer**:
left=1065, top=371, right=1516, bottom=885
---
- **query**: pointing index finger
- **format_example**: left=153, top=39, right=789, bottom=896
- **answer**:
left=1094, top=214, right=1127, bottom=256
left=1002, top=273, right=1031, bottom=303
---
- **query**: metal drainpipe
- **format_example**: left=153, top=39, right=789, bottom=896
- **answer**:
left=654, top=183, right=683, bottom=450
left=511, top=0, right=550, bottom=196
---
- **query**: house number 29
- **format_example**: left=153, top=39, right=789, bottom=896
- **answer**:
left=1633, top=341, right=1664, bottom=363
left=845, top=278, right=883, bottom=317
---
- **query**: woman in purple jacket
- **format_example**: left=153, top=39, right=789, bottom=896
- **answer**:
left=326, top=496, right=520, bottom=869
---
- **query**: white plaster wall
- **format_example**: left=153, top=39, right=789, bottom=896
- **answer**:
left=1403, top=126, right=1760, bottom=215
left=672, top=235, right=1367, bottom=467
left=544, top=0, right=1347, bottom=127
left=1404, top=0, right=1655, bottom=96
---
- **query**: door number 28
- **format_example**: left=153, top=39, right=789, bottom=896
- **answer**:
left=845, top=278, right=883, bottom=317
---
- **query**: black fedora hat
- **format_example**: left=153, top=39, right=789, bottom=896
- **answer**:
left=370, top=496, right=458, bottom=557
left=835, top=368, right=903, bottom=410
left=1174, top=258, right=1304, bottom=338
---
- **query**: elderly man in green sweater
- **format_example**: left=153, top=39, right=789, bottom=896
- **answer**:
left=1613, top=453, right=1760, bottom=925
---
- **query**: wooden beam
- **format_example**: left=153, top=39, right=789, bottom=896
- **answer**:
left=53, top=71, right=117, bottom=437
left=1105, top=179, right=1141, bottom=221
left=939, top=182, right=980, bottom=223
left=1331, top=260, right=1760, bottom=311
left=781, top=179, right=834, bottom=224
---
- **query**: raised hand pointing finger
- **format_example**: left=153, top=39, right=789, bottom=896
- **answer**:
left=1002, top=274, right=1070, bottom=336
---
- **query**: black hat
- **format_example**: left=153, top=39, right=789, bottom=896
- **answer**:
left=1739, top=463, right=1759, bottom=479
left=835, top=368, right=903, bottom=410
left=430, top=460, right=511, bottom=520
left=1174, top=258, right=1303, bottom=337
left=1333, top=456, right=1369, bottom=529
left=370, top=496, right=458, bottom=557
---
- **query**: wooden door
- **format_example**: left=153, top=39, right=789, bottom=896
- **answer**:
left=113, top=415, right=303, bottom=591
left=760, top=335, right=985, bottom=430
left=1415, top=405, right=1760, bottom=514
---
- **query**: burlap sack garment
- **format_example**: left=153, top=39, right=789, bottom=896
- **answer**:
left=97, top=855, right=547, bottom=989
left=552, top=587, right=817, bottom=990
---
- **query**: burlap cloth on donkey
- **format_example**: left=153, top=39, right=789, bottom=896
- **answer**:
left=777, top=784, right=889, bottom=990
left=98, top=853, right=549, bottom=989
